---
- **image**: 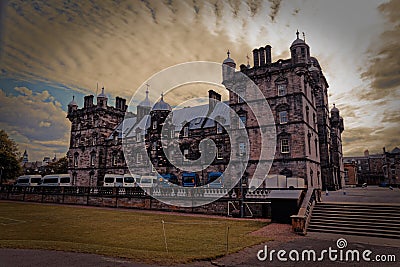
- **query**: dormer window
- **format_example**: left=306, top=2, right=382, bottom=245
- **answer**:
left=152, top=121, right=157, bottom=130
left=183, top=126, right=189, bottom=137
left=239, top=114, right=247, bottom=126
left=277, top=84, right=287, bottom=96
left=216, top=123, right=223, bottom=134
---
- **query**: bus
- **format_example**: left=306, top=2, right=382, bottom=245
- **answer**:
left=139, top=175, right=157, bottom=188
left=15, top=175, right=42, bottom=186
left=182, top=172, right=200, bottom=187
left=123, top=174, right=139, bottom=187
left=41, top=174, right=72, bottom=186
left=207, top=172, right=224, bottom=188
left=103, top=174, right=124, bottom=187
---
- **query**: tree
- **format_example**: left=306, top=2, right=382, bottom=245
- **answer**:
left=0, top=130, right=22, bottom=184
left=42, top=156, right=68, bottom=175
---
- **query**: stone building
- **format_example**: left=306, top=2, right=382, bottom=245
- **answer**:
left=343, top=147, right=400, bottom=186
left=67, top=32, right=345, bottom=190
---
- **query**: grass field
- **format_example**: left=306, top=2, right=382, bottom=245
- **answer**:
left=0, top=202, right=270, bottom=264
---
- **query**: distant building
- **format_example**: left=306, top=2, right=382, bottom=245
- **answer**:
left=344, top=147, right=400, bottom=186
left=383, top=147, right=400, bottom=185
left=343, top=160, right=358, bottom=186
left=67, top=32, right=345, bottom=190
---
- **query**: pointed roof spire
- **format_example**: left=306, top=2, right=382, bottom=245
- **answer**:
left=139, top=83, right=152, bottom=107
left=227, top=49, right=230, bottom=58
left=98, top=86, right=107, bottom=98
left=296, top=29, right=299, bottom=39
left=68, top=95, right=77, bottom=106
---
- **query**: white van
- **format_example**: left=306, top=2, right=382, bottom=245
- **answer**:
left=41, top=174, right=72, bottom=186
left=103, top=174, right=124, bottom=187
left=15, top=175, right=42, bottom=186
left=139, top=175, right=157, bottom=188
left=123, top=174, right=140, bottom=187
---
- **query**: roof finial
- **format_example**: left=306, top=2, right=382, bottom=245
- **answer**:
left=302, top=32, right=306, bottom=42
left=333, top=103, right=336, bottom=108
left=227, top=49, right=230, bottom=58
left=101, top=86, right=105, bottom=95
left=161, top=92, right=164, bottom=100
left=296, top=29, right=299, bottom=39
left=72, top=95, right=75, bottom=101
left=246, top=54, right=250, bottom=66
left=145, top=83, right=150, bottom=94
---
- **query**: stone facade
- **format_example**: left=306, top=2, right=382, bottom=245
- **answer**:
left=67, top=33, right=345, bottom=190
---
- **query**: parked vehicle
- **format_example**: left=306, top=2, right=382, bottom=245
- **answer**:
left=103, top=174, right=124, bottom=187
left=123, top=174, right=137, bottom=187
left=15, top=175, right=42, bottom=186
left=207, top=172, right=224, bottom=188
left=139, top=175, right=157, bottom=188
left=157, top=173, right=178, bottom=188
left=41, top=174, right=72, bottom=186
left=182, top=172, right=200, bottom=187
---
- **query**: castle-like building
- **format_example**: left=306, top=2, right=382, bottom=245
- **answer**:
left=67, top=32, right=345, bottom=190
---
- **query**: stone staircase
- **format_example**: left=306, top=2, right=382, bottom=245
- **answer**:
left=308, top=202, right=400, bottom=239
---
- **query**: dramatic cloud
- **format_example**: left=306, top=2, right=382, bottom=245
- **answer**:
left=360, top=0, right=400, bottom=101
left=0, top=87, right=70, bottom=160
left=0, top=0, right=399, bottom=159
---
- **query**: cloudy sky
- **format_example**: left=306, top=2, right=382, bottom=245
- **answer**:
left=0, top=0, right=399, bottom=161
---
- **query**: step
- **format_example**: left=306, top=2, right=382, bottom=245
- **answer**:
left=311, top=212, right=400, bottom=220
left=314, top=206, right=400, bottom=212
left=307, top=227, right=400, bottom=239
left=309, top=220, right=400, bottom=230
left=307, top=225, right=400, bottom=236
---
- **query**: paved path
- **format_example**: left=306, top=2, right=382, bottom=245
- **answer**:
left=321, top=186, right=400, bottom=204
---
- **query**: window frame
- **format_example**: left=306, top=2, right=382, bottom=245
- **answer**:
left=277, top=83, right=287, bottom=96
left=280, top=138, right=290, bottom=154
left=279, top=111, right=288, bottom=124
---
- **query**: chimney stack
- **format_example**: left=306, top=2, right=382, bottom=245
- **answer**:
left=252, top=49, right=259, bottom=67
left=265, top=45, right=272, bottom=64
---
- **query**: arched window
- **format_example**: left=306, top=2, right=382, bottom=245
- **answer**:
left=74, top=152, right=79, bottom=167
left=90, top=151, right=96, bottom=166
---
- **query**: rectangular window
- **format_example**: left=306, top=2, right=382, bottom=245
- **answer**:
left=239, top=115, right=247, bottom=127
left=152, top=141, right=157, bottom=151
left=136, top=132, right=141, bottom=142
left=183, top=126, right=189, bottom=137
left=74, top=154, right=78, bottom=167
left=136, top=153, right=142, bottom=164
left=217, top=146, right=223, bottom=159
left=277, top=84, right=287, bottom=96
left=112, top=154, right=117, bottom=166
left=239, top=143, right=246, bottom=156
left=183, top=149, right=189, bottom=161
left=281, top=139, right=290, bottom=153
left=217, top=124, right=223, bottom=134
left=152, top=121, right=157, bottom=129
left=279, top=111, right=288, bottom=124
left=90, top=153, right=95, bottom=166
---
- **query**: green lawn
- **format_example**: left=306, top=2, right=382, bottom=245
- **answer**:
left=0, top=202, right=270, bottom=264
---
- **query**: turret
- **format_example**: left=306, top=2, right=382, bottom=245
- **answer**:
left=222, top=50, right=236, bottom=83
left=290, top=30, right=310, bottom=65
left=97, top=87, right=108, bottom=108
left=67, top=96, right=78, bottom=115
